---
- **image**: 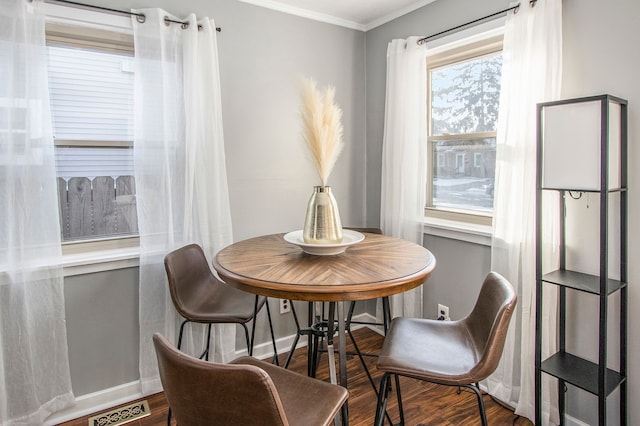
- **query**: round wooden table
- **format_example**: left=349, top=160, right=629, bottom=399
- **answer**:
left=213, top=232, right=435, bottom=301
left=213, top=232, right=436, bottom=425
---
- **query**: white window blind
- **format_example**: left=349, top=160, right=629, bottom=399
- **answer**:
left=47, top=45, right=134, bottom=142
left=55, top=146, right=133, bottom=179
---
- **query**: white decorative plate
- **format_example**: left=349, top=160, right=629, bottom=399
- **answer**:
left=283, top=230, right=365, bottom=256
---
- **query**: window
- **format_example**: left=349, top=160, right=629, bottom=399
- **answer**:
left=46, top=24, right=138, bottom=245
left=474, top=152, right=483, bottom=168
left=426, top=36, right=502, bottom=225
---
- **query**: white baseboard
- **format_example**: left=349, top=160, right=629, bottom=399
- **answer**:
left=351, top=313, right=386, bottom=335
left=234, top=325, right=307, bottom=360
left=43, top=381, right=144, bottom=426
left=42, top=313, right=378, bottom=424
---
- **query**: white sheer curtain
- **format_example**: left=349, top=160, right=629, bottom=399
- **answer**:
left=380, top=37, right=428, bottom=318
left=0, top=0, right=74, bottom=423
left=488, top=0, right=562, bottom=424
left=132, top=9, right=233, bottom=394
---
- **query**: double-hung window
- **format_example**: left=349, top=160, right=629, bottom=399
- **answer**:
left=426, top=35, right=503, bottom=225
left=45, top=23, right=138, bottom=250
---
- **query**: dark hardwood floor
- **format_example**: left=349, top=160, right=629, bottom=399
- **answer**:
left=59, top=327, right=533, bottom=426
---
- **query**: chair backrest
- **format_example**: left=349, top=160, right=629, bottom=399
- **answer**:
left=462, top=271, right=517, bottom=381
left=153, top=333, right=289, bottom=426
left=344, top=227, right=383, bottom=235
left=164, top=243, right=217, bottom=319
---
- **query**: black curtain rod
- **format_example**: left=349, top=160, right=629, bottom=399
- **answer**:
left=44, top=0, right=222, bottom=32
left=417, top=0, right=537, bottom=45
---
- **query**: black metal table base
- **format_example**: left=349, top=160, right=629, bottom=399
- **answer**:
left=283, top=299, right=393, bottom=426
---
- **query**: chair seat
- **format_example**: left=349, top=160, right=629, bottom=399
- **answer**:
left=231, top=356, right=348, bottom=426
left=374, top=272, right=517, bottom=426
left=181, top=281, right=266, bottom=323
left=377, top=317, right=481, bottom=385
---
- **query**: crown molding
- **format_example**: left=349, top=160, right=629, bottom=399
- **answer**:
left=236, top=0, right=437, bottom=32
left=236, top=0, right=366, bottom=31
left=363, top=0, right=437, bottom=31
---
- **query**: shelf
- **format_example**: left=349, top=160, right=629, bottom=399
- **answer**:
left=541, top=269, right=626, bottom=295
left=535, top=95, right=627, bottom=425
left=541, top=352, right=625, bottom=396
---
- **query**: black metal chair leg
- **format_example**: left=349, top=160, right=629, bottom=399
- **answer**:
left=347, top=327, right=377, bottom=391
left=284, top=300, right=301, bottom=368
left=346, top=300, right=357, bottom=330
left=177, top=319, right=188, bottom=350
left=374, top=373, right=391, bottom=426
left=179, top=319, right=212, bottom=360
left=344, top=298, right=393, bottom=396
left=468, top=383, right=488, bottom=426
left=241, top=323, right=251, bottom=355
left=286, top=301, right=325, bottom=375
left=249, top=295, right=260, bottom=356
left=307, top=302, right=315, bottom=376
left=202, top=323, right=212, bottom=361
left=264, top=299, right=279, bottom=365
left=284, top=332, right=300, bottom=368
left=248, top=296, right=279, bottom=364
left=310, top=302, right=328, bottom=378
left=311, top=331, right=321, bottom=378
left=382, top=296, right=391, bottom=334
left=395, top=374, right=405, bottom=426
left=372, top=372, right=401, bottom=426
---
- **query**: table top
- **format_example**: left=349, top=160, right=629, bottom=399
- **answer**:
left=213, top=232, right=436, bottom=302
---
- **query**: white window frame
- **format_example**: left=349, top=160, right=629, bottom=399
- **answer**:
left=45, top=4, right=140, bottom=270
left=425, top=33, right=503, bottom=227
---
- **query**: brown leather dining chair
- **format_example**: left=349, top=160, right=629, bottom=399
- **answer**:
left=164, top=243, right=277, bottom=361
left=374, top=271, right=517, bottom=426
left=153, top=333, right=348, bottom=426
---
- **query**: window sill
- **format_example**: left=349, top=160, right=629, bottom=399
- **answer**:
left=22, top=219, right=492, bottom=278
left=423, top=217, right=493, bottom=246
left=62, top=246, right=139, bottom=277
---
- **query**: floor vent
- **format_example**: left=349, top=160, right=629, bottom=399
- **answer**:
left=88, top=400, right=150, bottom=426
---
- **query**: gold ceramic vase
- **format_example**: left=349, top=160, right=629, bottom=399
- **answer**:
left=303, top=186, right=343, bottom=244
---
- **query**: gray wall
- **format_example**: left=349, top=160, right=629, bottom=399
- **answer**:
left=62, top=0, right=366, bottom=396
left=422, top=236, right=491, bottom=320
left=366, top=0, right=640, bottom=424
left=64, top=269, right=139, bottom=396
left=60, top=0, right=640, bottom=424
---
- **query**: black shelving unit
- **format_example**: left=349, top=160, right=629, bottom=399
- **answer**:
left=535, top=95, right=627, bottom=425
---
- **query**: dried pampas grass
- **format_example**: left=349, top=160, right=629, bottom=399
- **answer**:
left=300, top=77, right=344, bottom=186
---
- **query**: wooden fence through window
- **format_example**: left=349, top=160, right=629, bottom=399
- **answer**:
left=57, top=176, right=138, bottom=241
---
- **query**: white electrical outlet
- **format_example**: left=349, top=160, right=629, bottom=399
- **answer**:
left=280, top=299, right=291, bottom=314
left=437, top=303, right=450, bottom=321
